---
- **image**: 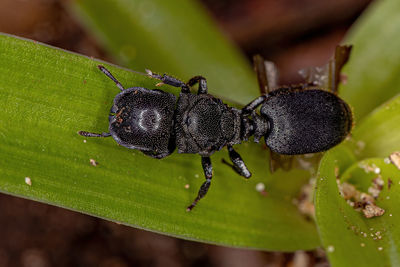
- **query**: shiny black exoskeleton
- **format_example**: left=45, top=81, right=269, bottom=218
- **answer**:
left=79, top=65, right=352, bottom=211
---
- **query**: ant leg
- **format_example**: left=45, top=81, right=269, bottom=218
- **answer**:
left=78, top=131, right=111, bottom=138
left=145, top=69, right=190, bottom=93
left=227, top=146, right=251, bottom=178
left=187, top=157, right=213, bottom=211
left=98, top=65, right=125, bottom=91
left=187, top=76, right=208, bottom=94
left=242, top=95, right=267, bottom=115
left=242, top=82, right=317, bottom=115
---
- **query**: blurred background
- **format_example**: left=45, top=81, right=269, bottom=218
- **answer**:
left=0, top=0, right=372, bottom=266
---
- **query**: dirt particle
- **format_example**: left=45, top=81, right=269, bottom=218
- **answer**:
left=89, top=159, right=98, bottom=166
left=255, top=182, right=267, bottom=196
left=363, top=204, right=385, bottom=218
left=339, top=182, right=359, bottom=200
left=25, top=177, right=32, bottom=186
left=338, top=179, right=385, bottom=218
left=389, top=151, right=400, bottom=170
left=347, top=200, right=355, bottom=207
left=255, top=182, right=265, bottom=192
left=360, top=193, right=374, bottom=204
left=295, top=178, right=315, bottom=218
left=368, top=177, right=384, bottom=198
left=388, top=178, right=393, bottom=190
left=334, top=166, right=340, bottom=178
left=368, top=187, right=381, bottom=199
left=360, top=163, right=381, bottom=174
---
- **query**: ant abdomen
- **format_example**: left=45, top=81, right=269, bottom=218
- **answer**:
left=261, top=88, right=352, bottom=155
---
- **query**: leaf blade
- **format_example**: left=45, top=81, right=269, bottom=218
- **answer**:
left=0, top=33, right=320, bottom=251
left=316, top=150, right=400, bottom=266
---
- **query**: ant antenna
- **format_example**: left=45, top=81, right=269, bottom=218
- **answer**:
left=98, top=65, right=125, bottom=91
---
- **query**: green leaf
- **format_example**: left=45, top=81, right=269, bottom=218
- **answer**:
left=0, top=33, right=320, bottom=251
left=341, top=0, right=400, bottom=121
left=351, top=95, right=400, bottom=159
left=69, top=0, right=259, bottom=104
left=316, top=0, right=400, bottom=261
left=315, top=95, right=400, bottom=266
left=316, top=151, right=400, bottom=267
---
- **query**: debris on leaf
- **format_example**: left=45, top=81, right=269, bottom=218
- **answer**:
left=368, top=177, right=384, bottom=198
left=389, top=151, right=400, bottom=170
left=388, top=178, right=393, bottom=190
left=293, top=178, right=315, bottom=218
left=255, top=182, right=265, bottom=192
left=327, top=245, right=335, bottom=253
left=359, top=162, right=381, bottom=174
left=334, top=166, right=340, bottom=178
left=25, top=177, right=32, bottom=186
left=338, top=181, right=359, bottom=200
left=363, top=204, right=385, bottom=218
left=338, top=177, right=385, bottom=218
left=89, top=159, right=98, bottom=166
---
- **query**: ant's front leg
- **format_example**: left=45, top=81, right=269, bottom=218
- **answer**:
left=146, top=69, right=191, bottom=93
left=187, top=76, right=208, bottom=94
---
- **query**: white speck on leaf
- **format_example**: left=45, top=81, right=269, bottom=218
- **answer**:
left=25, top=177, right=32, bottom=186
left=255, top=183, right=265, bottom=192
left=90, top=159, right=98, bottom=166
left=327, top=245, right=335, bottom=253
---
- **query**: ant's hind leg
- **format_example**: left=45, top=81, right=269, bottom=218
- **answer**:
left=78, top=131, right=111, bottom=138
left=145, top=69, right=191, bottom=93
left=227, top=146, right=251, bottom=178
left=187, top=157, right=213, bottom=211
left=98, top=65, right=125, bottom=91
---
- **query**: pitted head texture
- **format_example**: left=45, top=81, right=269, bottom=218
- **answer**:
left=109, top=87, right=176, bottom=155
left=261, top=88, right=352, bottom=155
